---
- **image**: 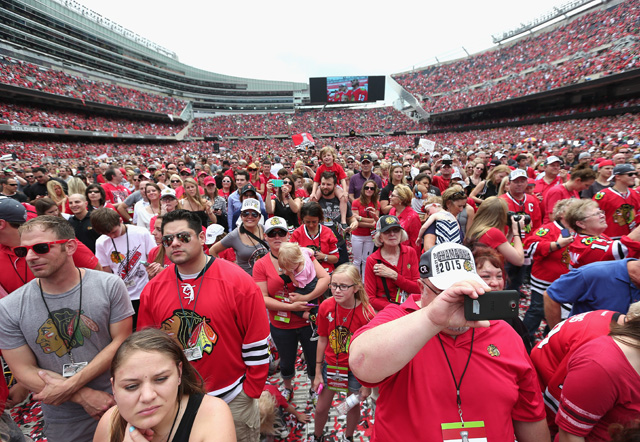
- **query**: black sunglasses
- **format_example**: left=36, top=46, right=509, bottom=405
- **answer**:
left=363, top=186, right=376, bottom=190
left=161, top=231, right=193, bottom=247
left=171, top=180, right=181, bottom=183
left=13, top=240, right=69, bottom=258
left=266, top=230, right=287, bottom=238
left=282, top=180, right=292, bottom=185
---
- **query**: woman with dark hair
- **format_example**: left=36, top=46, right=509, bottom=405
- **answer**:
left=265, top=174, right=301, bottom=229
left=203, top=177, right=228, bottom=231
left=133, top=183, right=162, bottom=230
left=351, top=179, right=380, bottom=279
left=93, top=328, right=235, bottom=442
left=34, top=197, right=62, bottom=217
left=464, top=160, right=487, bottom=196
left=85, top=183, right=117, bottom=213
left=219, top=175, right=235, bottom=201
left=555, top=315, right=640, bottom=442
left=290, top=202, right=340, bottom=274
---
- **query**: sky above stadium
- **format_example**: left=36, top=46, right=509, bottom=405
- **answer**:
left=78, top=0, right=575, bottom=84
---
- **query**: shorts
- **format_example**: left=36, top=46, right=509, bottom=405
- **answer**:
left=321, top=362, right=361, bottom=393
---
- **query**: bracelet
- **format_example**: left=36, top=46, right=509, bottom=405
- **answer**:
left=555, top=242, right=560, bottom=250
left=359, top=215, right=362, bottom=222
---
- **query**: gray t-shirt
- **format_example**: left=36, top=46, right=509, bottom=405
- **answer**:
left=0, top=269, right=133, bottom=429
left=220, top=226, right=268, bottom=275
left=123, top=190, right=143, bottom=207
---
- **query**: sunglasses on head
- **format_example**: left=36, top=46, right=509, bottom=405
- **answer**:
left=13, top=240, right=69, bottom=258
left=266, top=229, right=287, bottom=238
left=241, top=211, right=260, bottom=219
left=161, top=231, right=193, bottom=247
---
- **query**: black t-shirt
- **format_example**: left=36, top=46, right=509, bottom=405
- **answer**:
left=318, top=196, right=352, bottom=247
left=380, top=182, right=395, bottom=202
left=2, top=192, right=27, bottom=203
left=68, top=214, right=101, bottom=253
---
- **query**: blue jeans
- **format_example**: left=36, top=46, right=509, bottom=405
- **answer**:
left=270, top=324, right=317, bottom=380
left=522, top=288, right=545, bottom=342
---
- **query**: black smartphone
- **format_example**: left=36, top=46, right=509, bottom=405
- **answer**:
left=561, top=228, right=570, bottom=238
left=464, top=290, right=519, bottom=321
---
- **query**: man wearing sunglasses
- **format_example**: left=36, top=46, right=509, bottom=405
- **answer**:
left=0, top=198, right=102, bottom=295
left=593, top=163, right=640, bottom=240
left=91, top=208, right=156, bottom=312
left=0, top=215, right=134, bottom=442
left=138, top=210, right=270, bottom=442
left=0, top=177, right=27, bottom=203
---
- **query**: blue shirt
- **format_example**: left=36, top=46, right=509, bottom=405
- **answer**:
left=547, top=258, right=640, bottom=316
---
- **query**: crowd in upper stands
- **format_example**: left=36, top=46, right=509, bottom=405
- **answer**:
left=189, top=107, right=426, bottom=138
left=0, top=101, right=186, bottom=136
left=393, top=0, right=640, bottom=113
left=0, top=56, right=186, bottom=114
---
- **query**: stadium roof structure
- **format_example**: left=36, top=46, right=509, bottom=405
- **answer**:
left=0, top=0, right=309, bottom=113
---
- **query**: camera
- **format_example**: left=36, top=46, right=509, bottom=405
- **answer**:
left=507, top=211, right=531, bottom=225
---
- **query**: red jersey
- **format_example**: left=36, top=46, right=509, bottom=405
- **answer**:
left=568, top=232, right=640, bottom=268
left=102, top=182, right=131, bottom=205
left=364, top=245, right=420, bottom=312
left=389, top=206, right=422, bottom=256
left=500, top=192, right=542, bottom=236
left=556, top=336, right=640, bottom=441
left=317, top=297, right=373, bottom=367
left=543, top=184, right=579, bottom=224
left=593, top=187, right=640, bottom=239
left=137, top=258, right=270, bottom=401
left=314, top=163, right=347, bottom=184
left=525, top=221, right=570, bottom=283
left=351, top=88, right=368, bottom=102
left=530, top=310, right=618, bottom=431
left=290, top=225, right=339, bottom=274
left=147, top=245, right=171, bottom=266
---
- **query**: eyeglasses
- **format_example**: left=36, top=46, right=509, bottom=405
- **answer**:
left=329, top=283, right=356, bottom=291
left=230, top=161, right=238, bottom=165
left=161, top=231, right=193, bottom=247
left=87, top=189, right=101, bottom=194
left=364, top=186, right=376, bottom=191
left=13, top=240, right=69, bottom=258
left=266, top=229, right=287, bottom=238
left=619, top=150, right=630, bottom=154
left=583, top=210, right=605, bottom=219
left=171, top=180, right=181, bottom=183
left=403, top=164, right=411, bottom=167
left=241, top=211, right=260, bottom=218
left=25, top=175, right=34, bottom=179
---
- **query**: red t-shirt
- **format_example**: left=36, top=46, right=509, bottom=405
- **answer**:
left=314, top=163, right=347, bottom=184
left=543, top=184, right=579, bottom=224
left=478, top=227, right=508, bottom=249
left=352, top=200, right=379, bottom=237
left=290, top=225, right=339, bottom=274
left=533, top=175, right=562, bottom=201
left=263, top=384, right=288, bottom=409
left=390, top=206, right=422, bottom=256
left=317, top=297, right=373, bottom=367
left=252, top=254, right=309, bottom=329
left=431, top=175, right=450, bottom=193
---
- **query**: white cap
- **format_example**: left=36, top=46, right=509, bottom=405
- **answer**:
left=264, top=216, right=289, bottom=234
left=509, top=169, right=528, bottom=181
left=419, top=243, right=486, bottom=290
left=205, top=224, right=225, bottom=245
left=545, top=156, right=562, bottom=165
left=240, top=198, right=260, bottom=213
left=160, top=188, right=176, bottom=199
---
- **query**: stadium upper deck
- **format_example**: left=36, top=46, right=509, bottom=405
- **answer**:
left=0, top=0, right=308, bottom=113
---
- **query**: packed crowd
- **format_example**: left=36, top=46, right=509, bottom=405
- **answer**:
left=189, top=107, right=426, bottom=138
left=0, top=56, right=186, bottom=115
left=393, top=0, right=640, bottom=113
left=0, top=101, right=186, bottom=136
left=1, top=133, right=640, bottom=441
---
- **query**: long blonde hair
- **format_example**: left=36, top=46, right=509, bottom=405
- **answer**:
left=332, top=264, right=375, bottom=321
left=465, top=196, right=508, bottom=242
left=180, top=177, right=206, bottom=211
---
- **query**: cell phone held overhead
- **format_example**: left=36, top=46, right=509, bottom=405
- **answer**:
left=463, top=290, right=519, bottom=321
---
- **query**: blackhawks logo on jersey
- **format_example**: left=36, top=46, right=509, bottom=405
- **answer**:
left=536, top=228, right=550, bottom=237
left=613, top=204, right=635, bottom=226
left=594, top=191, right=605, bottom=200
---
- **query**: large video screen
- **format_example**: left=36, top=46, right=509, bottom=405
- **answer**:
left=309, top=76, right=385, bottom=104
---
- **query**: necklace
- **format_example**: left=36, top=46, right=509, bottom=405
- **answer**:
left=158, top=399, right=181, bottom=442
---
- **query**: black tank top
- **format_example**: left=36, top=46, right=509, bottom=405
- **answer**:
left=172, top=393, right=204, bottom=442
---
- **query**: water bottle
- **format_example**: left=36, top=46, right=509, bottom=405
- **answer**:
left=336, top=392, right=362, bottom=415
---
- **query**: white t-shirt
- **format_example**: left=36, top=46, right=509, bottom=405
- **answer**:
left=95, top=225, right=156, bottom=300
